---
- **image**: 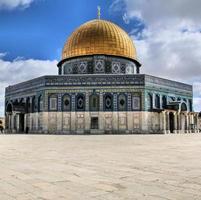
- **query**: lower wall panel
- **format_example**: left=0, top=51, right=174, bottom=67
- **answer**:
left=6, top=111, right=199, bottom=134
left=26, top=111, right=162, bottom=134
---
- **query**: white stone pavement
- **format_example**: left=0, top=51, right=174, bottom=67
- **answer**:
left=0, top=134, right=201, bottom=200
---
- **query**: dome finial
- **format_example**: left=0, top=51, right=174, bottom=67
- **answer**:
left=97, top=6, right=101, bottom=19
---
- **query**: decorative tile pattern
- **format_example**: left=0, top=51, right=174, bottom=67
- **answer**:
left=94, top=60, right=105, bottom=73
left=112, top=62, right=120, bottom=74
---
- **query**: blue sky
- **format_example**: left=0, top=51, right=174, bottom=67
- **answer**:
left=0, top=0, right=201, bottom=116
left=0, top=0, right=140, bottom=61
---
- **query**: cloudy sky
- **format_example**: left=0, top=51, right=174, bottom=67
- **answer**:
left=0, top=0, right=201, bottom=116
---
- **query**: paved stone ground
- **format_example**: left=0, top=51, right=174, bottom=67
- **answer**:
left=0, top=134, right=201, bottom=200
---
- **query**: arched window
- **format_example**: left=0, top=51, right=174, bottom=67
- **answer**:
left=62, top=95, right=71, bottom=111
left=155, top=94, right=160, bottom=109
left=162, top=96, right=167, bottom=109
left=89, top=94, right=99, bottom=111
left=76, top=94, right=85, bottom=111
left=132, top=96, right=141, bottom=110
left=118, top=94, right=127, bottom=111
left=147, top=93, right=152, bottom=110
left=105, top=61, right=111, bottom=73
left=120, top=64, right=126, bottom=74
left=112, top=62, right=120, bottom=74
left=104, top=94, right=113, bottom=111
left=6, top=103, right=12, bottom=113
left=78, top=62, right=87, bottom=73
left=32, top=96, right=36, bottom=113
left=49, top=94, right=58, bottom=111
left=26, top=97, right=31, bottom=113
left=181, top=102, right=187, bottom=111
left=38, top=95, right=43, bottom=112
left=63, top=62, right=73, bottom=74
left=73, top=64, right=78, bottom=74
left=94, top=60, right=104, bottom=73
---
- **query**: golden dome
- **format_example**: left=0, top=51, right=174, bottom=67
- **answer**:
left=62, top=19, right=137, bottom=61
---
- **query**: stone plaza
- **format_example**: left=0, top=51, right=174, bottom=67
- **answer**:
left=0, top=134, right=201, bottom=200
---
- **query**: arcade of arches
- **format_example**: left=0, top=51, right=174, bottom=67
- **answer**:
left=5, top=92, right=199, bottom=134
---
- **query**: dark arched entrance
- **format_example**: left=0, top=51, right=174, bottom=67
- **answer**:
left=6, top=103, right=12, bottom=113
left=169, top=112, right=174, bottom=133
left=19, top=114, right=25, bottom=132
left=162, top=96, right=167, bottom=109
left=89, top=94, right=99, bottom=111
left=181, top=102, right=187, bottom=111
left=148, top=93, right=152, bottom=110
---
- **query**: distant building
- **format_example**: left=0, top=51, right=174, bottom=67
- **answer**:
left=5, top=18, right=199, bottom=134
left=198, top=112, right=201, bottom=130
left=0, top=117, right=5, bottom=131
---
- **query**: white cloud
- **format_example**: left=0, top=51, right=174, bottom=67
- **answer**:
left=0, top=52, right=7, bottom=58
left=0, top=0, right=34, bottom=10
left=118, top=0, right=201, bottom=29
left=134, top=29, right=201, bottom=82
left=122, top=13, right=130, bottom=24
left=111, top=0, right=201, bottom=111
left=0, top=56, right=58, bottom=116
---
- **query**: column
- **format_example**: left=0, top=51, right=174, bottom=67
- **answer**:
left=160, top=94, right=163, bottom=109
left=162, top=111, right=166, bottom=134
left=71, top=94, right=76, bottom=133
left=85, top=92, right=89, bottom=111
left=181, top=113, right=185, bottom=133
left=99, top=92, right=103, bottom=111
left=188, top=114, right=192, bottom=133
left=113, top=93, right=117, bottom=111
left=11, top=113, right=15, bottom=133
left=166, top=111, right=170, bottom=134
left=58, top=93, right=62, bottom=112
left=16, top=113, right=20, bottom=133
left=113, top=93, right=118, bottom=131
left=127, top=93, right=132, bottom=111
left=177, top=113, right=181, bottom=133
left=195, top=114, right=199, bottom=133
left=197, top=114, right=199, bottom=133
left=71, top=94, right=75, bottom=111
left=35, top=112, right=38, bottom=131
left=152, top=93, right=155, bottom=109
left=185, top=113, right=189, bottom=133
left=85, top=92, right=90, bottom=132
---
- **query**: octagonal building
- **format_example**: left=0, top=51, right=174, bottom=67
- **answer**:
left=5, top=19, right=199, bottom=134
